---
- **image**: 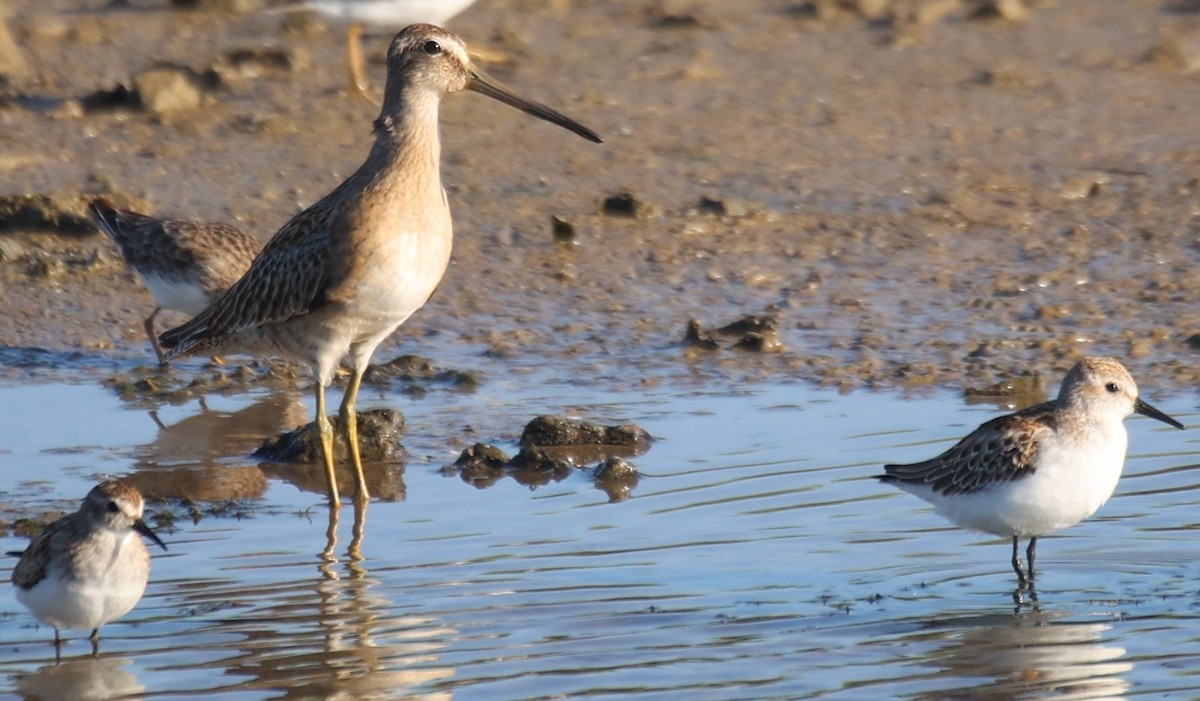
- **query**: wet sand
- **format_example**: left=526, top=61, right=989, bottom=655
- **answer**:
left=2, top=0, right=1200, bottom=391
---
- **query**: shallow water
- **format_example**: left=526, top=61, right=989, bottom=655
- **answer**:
left=1, top=370, right=1199, bottom=700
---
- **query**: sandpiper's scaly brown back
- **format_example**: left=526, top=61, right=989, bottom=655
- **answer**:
left=160, top=24, right=601, bottom=508
left=89, top=198, right=260, bottom=363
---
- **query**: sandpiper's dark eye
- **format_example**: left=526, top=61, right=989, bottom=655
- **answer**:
left=423, top=40, right=442, bottom=55
left=1105, top=382, right=1120, bottom=393
left=107, top=501, right=120, bottom=513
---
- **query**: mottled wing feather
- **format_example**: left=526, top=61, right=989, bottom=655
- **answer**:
left=91, top=199, right=259, bottom=294
left=159, top=204, right=336, bottom=357
left=10, top=517, right=72, bottom=589
left=882, top=403, right=1058, bottom=496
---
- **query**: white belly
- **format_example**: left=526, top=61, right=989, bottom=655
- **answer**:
left=901, top=428, right=1128, bottom=537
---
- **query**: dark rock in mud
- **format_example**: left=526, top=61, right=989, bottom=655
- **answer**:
left=733, top=331, right=786, bottom=353
left=362, top=354, right=478, bottom=394
left=0, top=193, right=94, bottom=234
left=82, top=84, right=140, bottom=112
left=691, top=313, right=787, bottom=353
left=214, top=46, right=312, bottom=81
left=107, top=358, right=308, bottom=404
left=684, top=319, right=719, bottom=350
left=716, top=314, right=779, bottom=336
left=593, top=457, right=639, bottom=503
left=967, top=0, right=1030, bottom=21
left=455, top=442, right=510, bottom=470
left=445, top=420, right=651, bottom=496
left=520, top=415, right=652, bottom=450
left=695, top=196, right=755, bottom=219
left=446, top=443, right=509, bottom=488
left=551, top=215, right=576, bottom=242
left=254, top=408, right=405, bottom=463
left=601, top=192, right=649, bottom=218
left=964, top=372, right=1046, bottom=400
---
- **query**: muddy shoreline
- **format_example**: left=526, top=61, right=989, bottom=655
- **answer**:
left=2, top=0, right=1200, bottom=393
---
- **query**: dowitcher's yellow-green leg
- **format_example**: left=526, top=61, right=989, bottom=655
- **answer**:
left=337, top=368, right=370, bottom=504
left=316, top=382, right=339, bottom=506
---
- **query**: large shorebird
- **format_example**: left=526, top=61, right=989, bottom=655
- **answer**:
left=160, top=24, right=601, bottom=507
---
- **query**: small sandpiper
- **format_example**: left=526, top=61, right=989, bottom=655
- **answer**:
left=270, top=0, right=477, bottom=99
left=160, top=24, right=601, bottom=508
left=10, top=481, right=167, bottom=650
left=878, top=357, right=1184, bottom=583
left=89, top=198, right=259, bottom=363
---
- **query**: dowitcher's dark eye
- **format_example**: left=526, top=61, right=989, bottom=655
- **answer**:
left=423, top=40, right=442, bottom=56
left=1105, top=382, right=1120, bottom=393
left=107, top=501, right=120, bottom=513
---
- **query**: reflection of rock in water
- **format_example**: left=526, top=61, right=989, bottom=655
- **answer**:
left=14, top=655, right=145, bottom=701
left=916, top=612, right=1131, bottom=700
left=123, top=393, right=306, bottom=501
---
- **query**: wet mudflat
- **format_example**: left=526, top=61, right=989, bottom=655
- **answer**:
left=1, top=373, right=1199, bottom=699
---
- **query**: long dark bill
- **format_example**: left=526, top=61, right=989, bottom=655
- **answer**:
left=135, top=519, right=169, bottom=551
left=467, top=70, right=603, bottom=144
left=1134, top=398, right=1185, bottom=430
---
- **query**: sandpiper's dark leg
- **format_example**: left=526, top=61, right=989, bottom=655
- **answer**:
left=1010, top=536, right=1026, bottom=583
left=89, top=628, right=100, bottom=656
left=145, top=307, right=165, bottom=364
left=1026, top=537, right=1038, bottom=580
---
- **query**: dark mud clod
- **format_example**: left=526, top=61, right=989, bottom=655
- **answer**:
left=363, top=354, right=478, bottom=393
left=519, top=415, right=652, bottom=450
left=254, top=408, right=405, bottom=463
left=445, top=417, right=653, bottom=496
left=684, top=319, right=720, bottom=350
left=687, top=313, right=787, bottom=353
left=593, top=457, right=639, bottom=503
left=0, top=193, right=95, bottom=234
left=551, top=215, right=577, bottom=242
left=601, top=192, right=644, bottom=218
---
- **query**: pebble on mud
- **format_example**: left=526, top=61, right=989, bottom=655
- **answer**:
left=695, top=196, right=755, bottom=219
left=253, top=408, right=405, bottom=463
left=133, top=64, right=217, bottom=116
left=362, top=354, right=478, bottom=393
left=446, top=417, right=653, bottom=495
left=684, top=319, right=720, bottom=350
left=214, top=46, right=312, bottom=81
left=551, top=215, right=576, bottom=242
left=967, top=0, right=1029, bottom=22
left=687, top=313, right=787, bottom=353
left=592, top=457, right=639, bottom=503
left=601, top=192, right=651, bottom=219
left=963, top=373, right=1045, bottom=399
